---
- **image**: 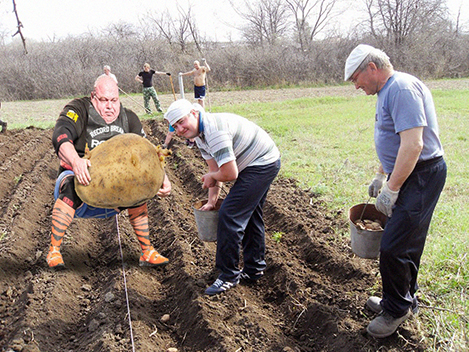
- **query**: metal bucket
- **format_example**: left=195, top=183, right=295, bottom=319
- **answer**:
left=349, top=203, right=387, bottom=259
left=193, top=198, right=224, bottom=242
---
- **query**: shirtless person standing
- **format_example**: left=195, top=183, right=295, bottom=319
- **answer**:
left=179, top=59, right=211, bottom=107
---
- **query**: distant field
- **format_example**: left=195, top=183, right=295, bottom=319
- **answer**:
left=3, top=78, right=468, bottom=129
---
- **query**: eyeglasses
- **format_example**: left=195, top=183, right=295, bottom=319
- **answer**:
left=350, top=64, right=370, bottom=84
left=350, top=69, right=362, bottom=84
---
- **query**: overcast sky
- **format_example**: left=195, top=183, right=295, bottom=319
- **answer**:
left=0, top=0, right=468, bottom=44
left=0, top=0, right=241, bottom=42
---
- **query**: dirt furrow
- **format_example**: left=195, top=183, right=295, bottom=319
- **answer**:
left=0, top=129, right=53, bottom=220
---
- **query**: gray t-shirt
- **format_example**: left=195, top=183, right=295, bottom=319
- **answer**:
left=375, top=72, right=444, bottom=174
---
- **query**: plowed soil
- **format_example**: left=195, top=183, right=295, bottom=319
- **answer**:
left=0, top=85, right=442, bottom=352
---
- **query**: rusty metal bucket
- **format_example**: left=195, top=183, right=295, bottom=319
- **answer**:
left=349, top=203, right=387, bottom=259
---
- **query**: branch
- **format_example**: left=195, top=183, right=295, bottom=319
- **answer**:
left=12, top=0, right=28, bottom=54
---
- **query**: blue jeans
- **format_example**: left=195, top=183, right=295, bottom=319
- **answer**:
left=380, top=157, right=446, bottom=317
left=216, top=159, right=281, bottom=282
left=54, top=170, right=119, bottom=219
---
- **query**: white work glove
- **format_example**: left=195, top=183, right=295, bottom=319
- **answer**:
left=178, top=72, right=182, bottom=76
left=375, top=183, right=399, bottom=217
left=368, top=173, right=387, bottom=198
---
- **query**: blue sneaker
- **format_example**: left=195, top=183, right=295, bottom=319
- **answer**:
left=240, top=270, right=264, bottom=282
left=205, top=278, right=239, bottom=295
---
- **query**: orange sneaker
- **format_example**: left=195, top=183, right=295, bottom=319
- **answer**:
left=139, top=246, right=169, bottom=267
left=46, top=245, right=65, bottom=268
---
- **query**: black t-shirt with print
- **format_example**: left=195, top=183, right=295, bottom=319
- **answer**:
left=52, top=97, right=145, bottom=171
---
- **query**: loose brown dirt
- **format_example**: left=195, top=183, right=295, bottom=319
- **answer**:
left=2, top=83, right=457, bottom=352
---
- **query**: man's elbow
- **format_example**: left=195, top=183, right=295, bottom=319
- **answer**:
left=225, top=169, right=238, bottom=181
left=416, top=142, right=424, bottom=156
left=413, top=138, right=424, bottom=153
left=407, top=140, right=423, bottom=157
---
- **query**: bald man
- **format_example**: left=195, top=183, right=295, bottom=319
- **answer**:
left=48, top=76, right=171, bottom=269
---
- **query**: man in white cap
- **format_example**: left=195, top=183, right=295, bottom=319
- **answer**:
left=165, top=99, right=281, bottom=295
left=100, top=65, right=118, bottom=84
left=345, top=45, right=446, bottom=338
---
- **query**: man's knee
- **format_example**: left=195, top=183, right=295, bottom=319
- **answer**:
left=56, top=175, right=82, bottom=210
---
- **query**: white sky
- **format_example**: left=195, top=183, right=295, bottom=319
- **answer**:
left=0, top=0, right=468, bottom=44
left=0, top=0, right=241, bottom=43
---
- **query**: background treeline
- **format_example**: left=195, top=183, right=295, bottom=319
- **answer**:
left=1, top=0, right=468, bottom=101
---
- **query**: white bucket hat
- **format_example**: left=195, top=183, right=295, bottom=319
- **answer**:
left=344, top=44, right=375, bottom=81
left=164, top=99, right=194, bottom=126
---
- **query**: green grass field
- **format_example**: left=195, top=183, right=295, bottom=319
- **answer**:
left=212, top=89, right=468, bottom=351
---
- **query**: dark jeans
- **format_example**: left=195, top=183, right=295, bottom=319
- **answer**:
left=216, top=158, right=281, bottom=282
left=380, top=157, right=447, bottom=317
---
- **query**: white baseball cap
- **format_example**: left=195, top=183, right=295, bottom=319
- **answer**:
left=344, top=44, right=375, bottom=81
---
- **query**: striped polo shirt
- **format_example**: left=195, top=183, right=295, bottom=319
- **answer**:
left=195, top=112, right=280, bottom=172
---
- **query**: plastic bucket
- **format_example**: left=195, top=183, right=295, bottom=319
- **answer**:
left=193, top=198, right=224, bottom=242
left=349, top=203, right=387, bottom=259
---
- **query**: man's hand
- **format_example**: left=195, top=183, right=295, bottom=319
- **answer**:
left=200, top=202, right=215, bottom=211
left=73, top=158, right=92, bottom=186
left=369, top=173, right=386, bottom=197
left=178, top=72, right=182, bottom=76
left=157, top=174, right=171, bottom=197
left=375, top=183, right=399, bottom=217
left=166, top=72, right=171, bottom=76
left=201, top=173, right=217, bottom=189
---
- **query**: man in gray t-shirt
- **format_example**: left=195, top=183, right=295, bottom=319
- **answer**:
left=345, top=44, right=447, bottom=338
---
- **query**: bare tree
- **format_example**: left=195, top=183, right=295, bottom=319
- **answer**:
left=230, top=0, right=290, bottom=46
left=286, top=0, right=338, bottom=51
left=452, top=3, right=465, bottom=36
left=144, top=9, right=174, bottom=45
left=0, top=25, right=9, bottom=46
left=365, top=0, right=447, bottom=46
left=180, top=4, right=204, bottom=55
left=144, top=4, right=202, bottom=53
left=12, top=0, right=27, bottom=54
left=101, top=22, right=139, bottom=41
left=173, top=5, right=192, bottom=53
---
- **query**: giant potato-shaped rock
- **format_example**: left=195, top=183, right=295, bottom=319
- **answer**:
left=75, top=133, right=169, bottom=208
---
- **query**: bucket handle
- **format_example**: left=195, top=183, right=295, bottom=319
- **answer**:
left=359, top=196, right=372, bottom=221
left=215, top=185, right=229, bottom=197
